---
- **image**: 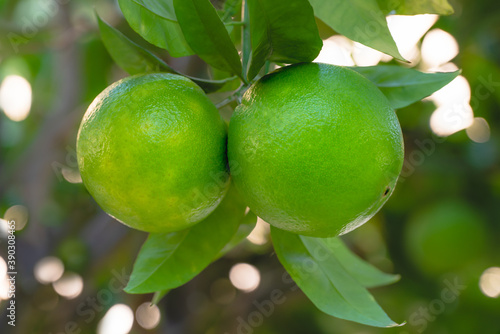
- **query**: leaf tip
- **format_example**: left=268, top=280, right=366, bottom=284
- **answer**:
left=391, top=273, right=402, bottom=283
left=123, top=282, right=136, bottom=294
left=389, top=320, right=407, bottom=328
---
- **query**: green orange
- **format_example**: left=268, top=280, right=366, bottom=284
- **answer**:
left=77, top=73, right=229, bottom=233
left=228, top=63, right=404, bottom=237
left=405, top=200, right=488, bottom=276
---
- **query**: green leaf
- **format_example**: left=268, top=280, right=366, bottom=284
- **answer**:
left=125, top=185, right=247, bottom=294
left=133, top=0, right=176, bottom=20
left=210, top=67, right=242, bottom=92
left=271, top=227, right=402, bottom=328
left=218, top=210, right=258, bottom=256
left=133, top=0, right=241, bottom=34
left=309, top=0, right=405, bottom=61
left=246, top=0, right=323, bottom=80
left=190, top=76, right=238, bottom=94
left=351, top=65, right=460, bottom=109
left=97, top=14, right=175, bottom=75
left=221, top=0, right=242, bottom=22
left=118, top=0, right=193, bottom=57
left=320, top=237, right=399, bottom=288
left=377, top=0, right=454, bottom=15
left=97, top=14, right=234, bottom=93
left=174, top=0, right=243, bottom=77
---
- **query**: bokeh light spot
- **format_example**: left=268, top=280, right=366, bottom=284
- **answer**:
left=436, top=62, right=459, bottom=73
left=421, top=28, right=459, bottom=68
left=0, top=257, right=6, bottom=277
left=351, top=42, right=384, bottom=66
left=387, top=14, right=439, bottom=63
left=0, top=75, right=32, bottom=122
left=34, top=256, right=64, bottom=284
left=314, top=35, right=354, bottom=66
left=479, top=267, right=500, bottom=298
left=0, top=257, right=8, bottom=300
left=466, top=117, right=491, bottom=143
left=430, top=104, right=474, bottom=137
left=229, top=263, right=260, bottom=293
left=3, top=205, right=29, bottom=231
left=429, top=75, right=471, bottom=107
left=429, top=75, right=474, bottom=137
left=62, top=167, right=83, bottom=184
left=0, top=219, right=8, bottom=237
left=97, top=304, right=134, bottom=334
left=246, top=218, right=270, bottom=245
left=136, top=302, right=161, bottom=330
left=53, top=272, right=84, bottom=299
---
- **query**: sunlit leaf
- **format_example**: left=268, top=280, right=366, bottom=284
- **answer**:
left=246, top=0, right=322, bottom=80
left=133, top=0, right=176, bottom=20
left=309, top=0, right=404, bottom=60
left=271, top=227, right=402, bottom=328
left=125, top=185, right=248, bottom=294
left=174, top=0, right=243, bottom=77
left=377, top=0, right=454, bottom=15
left=97, top=14, right=176, bottom=75
left=97, top=14, right=233, bottom=93
left=351, top=65, right=460, bottom=109
left=320, top=237, right=399, bottom=288
left=118, top=0, right=193, bottom=57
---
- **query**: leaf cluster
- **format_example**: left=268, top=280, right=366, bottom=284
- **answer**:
left=96, top=0, right=456, bottom=327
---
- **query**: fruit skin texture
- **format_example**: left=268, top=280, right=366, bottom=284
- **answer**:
left=77, top=73, right=229, bottom=233
left=228, top=63, right=404, bottom=237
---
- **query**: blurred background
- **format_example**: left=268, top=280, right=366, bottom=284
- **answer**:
left=0, top=0, right=499, bottom=333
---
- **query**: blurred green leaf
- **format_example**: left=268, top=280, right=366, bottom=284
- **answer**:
left=246, top=0, right=322, bottom=80
left=219, top=210, right=257, bottom=256
left=309, top=0, right=405, bottom=60
left=221, top=0, right=242, bottom=22
left=377, top=0, right=454, bottom=15
left=125, top=185, right=247, bottom=294
left=97, top=14, right=234, bottom=93
left=217, top=0, right=242, bottom=37
left=173, top=0, right=243, bottom=78
left=118, top=0, right=193, bottom=57
left=322, top=237, right=399, bottom=288
left=351, top=65, right=460, bottom=109
left=271, top=227, right=402, bottom=328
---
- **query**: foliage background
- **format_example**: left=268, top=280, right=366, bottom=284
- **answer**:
left=0, top=0, right=499, bottom=333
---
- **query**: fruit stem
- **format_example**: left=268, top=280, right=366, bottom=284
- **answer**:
left=215, top=85, right=249, bottom=109
left=225, top=21, right=245, bottom=26
left=215, top=95, right=237, bottom=109
left=215, top=84, right=248, bottom=109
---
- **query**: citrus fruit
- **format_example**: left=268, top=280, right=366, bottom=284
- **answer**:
left=228, top=63, right=404, bottom=237
left=405, top=200, right=488, bottom=276
left=77, top=73, right=229, bottom=233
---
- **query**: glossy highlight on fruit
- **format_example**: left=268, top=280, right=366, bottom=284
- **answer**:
left=228, top=63, right=404, bottom=237
left=77, top=73, right=229, bottom=233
